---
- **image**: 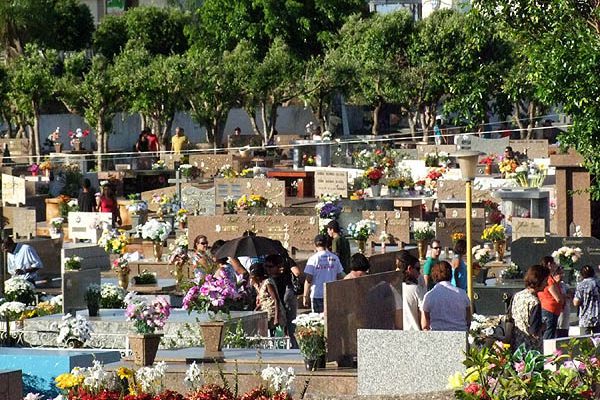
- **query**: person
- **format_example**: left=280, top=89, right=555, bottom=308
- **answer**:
left=267, top=130, right=278, bottom=147
left=396, top=252, right=425, bottom=331
left=250, top=262, right=285, bottom=334
left=423, top=239, right=442, bottom=291
left=434, top=119, right=443, bottom=146
left=303, top=234, right=345, bottom=313
left=573, top=265, right=600, bottom=334
left=96, top=184, right=122, bottom=226
left=504, top=146, right=516, bottom=161
left=233, top=127, right=242, bottom=136
left=344, top=253, right=370, bottom=279
left=451, top=239, right=467, bottom=290
left=265, top=253, right=300, bottom=348
left=171, top=126, right=188, bottom=155
left=209, top=239, right=238, bottom=283
left=189, top=235, right=216, bottom=278
left=326, top=220, right=351, bottom=273
left=511, top=264, right=550, bottom=351
left=538, top=256, right=566, bottom=339
left=2, top=236, right=44, bottom=285
left=421, top=261, right=471, bottom=331
left=77, top=178, right=96, bottom=213
left=146, top=128, right=160, bottom=156
left=135, top=130, right=149, bottom=153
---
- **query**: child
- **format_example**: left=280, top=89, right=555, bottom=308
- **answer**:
left=249, top=262, right=285, bottom=333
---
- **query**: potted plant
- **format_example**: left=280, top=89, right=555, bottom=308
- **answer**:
left=84, top=284, right=101, bottom=317
left=175, top=208, right=188, bottom=229
left=292, top=313, right=326, bottom=371
left=53, top=314, right=93, bottom=348
left=48, top=128, right=61, bottom=153
left=126, top=194, right=148, bottom=227
left=100, top=283, right=126, bottom=309
left=99, top=228, right=130, bottom=255
left=364, top=167, right=384, bottom=197
left=315, top=194, right=342, bottom=220
left=124, top=292, right=171, bottom=366
left=68, top=128, right=89, bottom=151
left=4, top=277, right=36, bottom=305
left=49, top=217, right=64, bottom=239
left=133, top=270, right=158, bottom=285
left=64, top=255, right=83, bottom=271
left=223, top=196, right=237, bottom=214
left=140, top=219, right=171, bottom=261
left=552, top=246, right=582, bottom=284
left=112, top=255, right=131, bottom=290
left=414, top=224, right=436, bottom=260
left=498, top=262, right=524, bottom=283
left=347, top=219, right=377, bottom=254
left=481, top=224, right=506, bottom=261
left=182, top=274, right=242, bottom=360
left=472, top=245, right=494, bottom=283
left=0, top=301, right=26, bottom=345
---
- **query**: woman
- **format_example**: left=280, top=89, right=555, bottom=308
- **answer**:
left=396, top=252, right=425, bottom=331
left=344, top=253, right=370, bottom=279
left=135, top=130, right=150, bottom=169
left=422, top=261, right=470, bottom=331
left=538, top=256, right=565, bottom=339
left=190, top=235, right=215, bottom=278
left=573, top=265, right=600, bottom=334
left=250, top=262, right=285, bottom=334
left=511, top=264, right=550, bottom=351
left=451, top=239, right=467, bottom=290
left=96, top=184, right=121, bottom=226
left=208, top=240, right=237, bottom=283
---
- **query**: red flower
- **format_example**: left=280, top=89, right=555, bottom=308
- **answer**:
left=464, top=383, right=489, bottom=399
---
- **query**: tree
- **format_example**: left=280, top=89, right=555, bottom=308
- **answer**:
left=48, top=0, right=94, bottom=51
left=92, top=15, right=128, bottom=60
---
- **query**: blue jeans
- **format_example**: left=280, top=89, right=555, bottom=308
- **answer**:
left=542, top=309, right=559, bottom=340
left=312, top=298, right=324, bottom=314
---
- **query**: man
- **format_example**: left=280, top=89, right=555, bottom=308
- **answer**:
left=326, top=220, right=351, bottom=273
left=303, top=234, right=344, bottom=313
left=171, top=126, right=188, bottom=155
left=146, top=128, right=160, bottom=156
left=2, top=237, right=44, bottom=285
left=433, top=119, right=443, bottom=145
left=423, top=239, right=442, bottom=291
left=77, top=178, right=96, bottom=212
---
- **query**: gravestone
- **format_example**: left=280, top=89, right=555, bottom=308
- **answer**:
left=511, top=217, right=545, bottom=241
left=314, top=170, right=348, bottom=198
left=510, top=139, right=549, bottom=159
left=187, top=214, right=318, bottom=251
left=141, top=185, right=179, bottom=212
left=415, top=144, right=456, bottom=159
left=188, top=153, right=233, bottom=178
left=214, top=177, right=286, bottom=206
left=444, top=206, right=485, bottom=220
left=511, top=236, right=600, bottom=272
left=6, top=206, right=36, bottom=239
left=0, top=138, right=29, bottom=155
left=338, top=199, right=366, bottom=232
left=437, top=179, right=494, bottom=202
left=160, top=153, right=183, bottom=169
left=325, top=271, right=403, bottom=366
left=362, top=210, right=410, bottom=244
left=496, top=189, right=550, bottom=230
left=68, top=212, right=112, bottom=243
left=2, top=174, right=26, bottom=206
left=470, top=136, right=509, bottom=157
left=435, top=217, right=486, bottom=248
left=0, top=369, right=22, bottom=400
left=181, top=186, right=215, bottom=215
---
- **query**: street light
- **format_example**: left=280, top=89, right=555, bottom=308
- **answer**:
left=451, top=150, right=481, bottom=304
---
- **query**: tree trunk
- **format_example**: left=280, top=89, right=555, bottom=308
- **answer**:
left=372, top=101, right=382, bottom=135
left=246, top=107, right=261, bottom=137
left=526, top=101, right=537, bottom=139
left=260, top=103, right=269, bottom=143
left=268, top=103, right=278, bottom=143
left=405, top=108, right=418, bottom=141
left=95, top=116, right=105, bottom=172
left=32, top=104, right=41, bottom=162
left=513, top=102, right=525, bottom=138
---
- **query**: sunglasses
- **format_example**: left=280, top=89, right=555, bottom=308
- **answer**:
left=199, top=242, right=209, bottom=245
left=431, top=247, right=441, bottom=250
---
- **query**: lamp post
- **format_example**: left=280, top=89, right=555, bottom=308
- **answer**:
left=451, top=151, right=481, bottom=304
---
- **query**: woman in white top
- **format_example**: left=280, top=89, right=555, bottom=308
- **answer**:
left=395, top=251, right=426, bottom=330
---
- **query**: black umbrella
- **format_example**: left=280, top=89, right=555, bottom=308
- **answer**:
left=213, top=235, right=281, bottom=259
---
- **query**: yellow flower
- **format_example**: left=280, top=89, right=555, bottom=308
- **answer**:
left=55, top=373, right=83, bottom=389
left=447, top=371, right=464, bottom=389
left=464, top=367, right=480, bottom=383
left=117, top=367, right=134, bottom=380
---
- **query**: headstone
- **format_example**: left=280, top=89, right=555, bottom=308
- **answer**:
left=68, top=212, right=112, bottom=243
left=470, top=136, right=509, bottom=157
left=415, top=144, right=456, bottom=159
left=357, top=330, right=466, bottom=395
left=1, top=174, right=26, bottom=206
left=0, top=138, right=29, bottom=155
left=510, top=139, right=549, bottom=159
left=141, top=185, right=179, bottom=212
left=437, top=179, right=494, bottom=202
left=495, top=189, right=550, bottom=230
left=187, top=214, right=318, bottom=251
left=511, top=217, right=545, bottom=241
left=61, top=243, right=107, bottom=315
left=0, top=369, right=22, bottom=400
left=11, top=207, right=36, bottom=239
left=181, top=186, right=215, bottom=215
left=511, top=236, right=600, bottom=272
left=435, top=217, right=486, bottom=248
left=189, top=153, right=233, bottom=178
left=324, top=271, right=403, bottom=365
left=160, top=153, right=183, bottom=169
left=362, top=210, right=410, bottom=244
left=214, top=177, right=286, bottom=206
left=397, top=160, right=428, bottom=182
left=338, top=199, right=366, bottom=232
left=314, top=170, right=348, bottom=198
left=445, top=206, right=485, bottom=220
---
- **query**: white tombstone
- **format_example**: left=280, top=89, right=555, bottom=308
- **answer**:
left=68, top=212, right=112, bottom=243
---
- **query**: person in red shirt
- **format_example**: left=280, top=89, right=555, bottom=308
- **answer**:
left=538, top=256, right=566, bottom=339
left=96, top=184, right=122, bottom=226
left=145, top=128, right=160, bottom=158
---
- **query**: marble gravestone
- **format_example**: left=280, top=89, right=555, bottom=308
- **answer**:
left=214, top=177, right=286, bottom=206
left=337, top=199, right=366, bottom=232
left=314, top=170, right=348, bottom=198
left=68, top=212, right=112, bottom=243
left=8, top=207, right=36, bottom=239
left=2, top=174, right=26, bottom=206
left=324, top=271, right=403, bottom=366
left=181, top=186, right=215, bottom=215
left=188, top=153, right=234, bottom=178
left=510, top=139, right=549, bottom=159
left=435, top=217, right=486, bottom=248
left=511, top=217, right=545, bottom=241
left=470, top=137, right=510, bottom=157
left=437, top=179, right=494, bottom=203
left=511, top=236, right=600, bottom=273
left=362, top=210, right=410, bottom=245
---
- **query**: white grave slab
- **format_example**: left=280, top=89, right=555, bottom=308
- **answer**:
left=511, top=217, right=546, bottom=240
left=2, top=174, right=26, bottom=206
left=314, top=170, right=348, bottom=198
left=68, top=212, right=112, bottom=243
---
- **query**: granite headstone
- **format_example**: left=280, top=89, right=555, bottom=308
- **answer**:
left=188, top=153, right=233, bottom=178
left=510, top=139, right=549, bottom=159
left=68, top=212, right=112, bottom=243
left=511, top=236, right=600, bottom=272
left=214, top=177, right=286, bottom=206
left=10, top=207, right=36, bottom=239
left=2, top=174, right=26, bottom=206
left=470, top=136, right=509, bottom=157
left=314, top=170, right=348, bottom=198
left=511, top=217, right=545, bottom=241
left=362, top=210, right=410, bottom=244
left=435, top=217, right=486, bottom=248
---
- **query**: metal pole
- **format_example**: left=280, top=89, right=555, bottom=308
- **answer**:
left=465, top=179, right=473, bottom=305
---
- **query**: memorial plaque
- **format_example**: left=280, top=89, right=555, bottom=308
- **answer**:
left=188, top=153, right=233, bottom=178
left=362, top=210, right=410, bottom=244
left=510, top=139, right=549, bottom=159
left=445, top=206, right=485, bottom=219
left=511, top=217, right=545, bottom=241
left=214, top=177, right=285, bottom=206
left=512, top=236, right=600, bottom=272
left=11, top=207, right=36, bottom=239
left=2, top=174, right=26, bottom=206
left=470, top=137, right=509, bottom=157
left=188, top=214, right=318, bottom=251
left=435, top=217, right=486, bottom=248
left=314, top=170, right=348, bottom=198
left=182, top=186, right=215, bottom=215
left=68, top=212, right=112, bottom=243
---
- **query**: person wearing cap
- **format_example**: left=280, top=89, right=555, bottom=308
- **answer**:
left=326, top=220, right=351, bottom=273
left=2, top=236, right=44, bottom=285
left=303, top=234, right=345, bottom=313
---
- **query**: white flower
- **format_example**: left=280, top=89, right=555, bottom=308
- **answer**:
left=55, top=314, right=93, bottom=345
left=23, top=393, right=44, bottom=400
left=0, top=301, right=26, bottom=319
left=136, top=361, right=167, bottom=394
left=141, top=218, right=171, bottom=242
left=261, top=365, right=296, bottom=394
left=184, top=361, right=203, bottom=389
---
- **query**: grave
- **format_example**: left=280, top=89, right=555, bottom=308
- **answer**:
left=437, top=179, right=495, bottom=203
left=495, top=189, right=550, bottom=230
left=188, top=153, right=233, bottom=178
left=473, top=283, right=522, bottom=315
left=266, top=169, right=315, bottom=198
left=362, top=210, right=410, bottom=244
left=67, top=212, right=112, bottom=243
left=314, top=169, right=348, bottom=198
left=510, top=139, right=549, bottom=159
left=324, top=271, right=402, bottom=366
left=16, top=238, right=62, bottom=286
left=127, top=260, right=194, bottom=280
left=62, top=243, right=108, bottom=315
left=0, top=370, right=22, bottom=400
left=2, top=174, right=26, bottom=206
left=511, top=236, right=600, bottom=272
left=415, top=144, right=456, bottom=159
left=5, top=206, right=36, bottom=239
left=338, top=199, right=365, bottom=231
left=214, top=177, right=286, bottom=206
left=511, top=217, right=546, bottom=241
left=470, top=136, right=509, bottom=157
left=181, top=186, right=215, bottom=215
left=357, top=330, right=466, bottom=396
left=435, top=217, right=486, bottom=248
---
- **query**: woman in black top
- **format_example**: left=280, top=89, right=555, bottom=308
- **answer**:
left=77, top=178, right=96, bottom=212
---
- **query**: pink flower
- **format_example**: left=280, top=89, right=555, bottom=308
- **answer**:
left=514, top=361, right=525, bottom=373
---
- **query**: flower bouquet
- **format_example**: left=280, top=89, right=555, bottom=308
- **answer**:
left=236, top=194, right=270, bottom=210
left=224, top=195, right=237, bottom=214
left=50, top=217, right=64, bottom=237
left=39, top=160, right=52, bottom=172
left=127, top=199, right=148, bottom=215
left=451, top=232, right=466, bottom=243
left=64, top=255, right=83, bottom=270
left=0, top=301, right=27, bottom=321
left=315, top=194, right=342, bottom=219
left=424, top=151, right=450, bottom=167
left=292, top=313, right=326, bottom=368
left=364, top=167, right=384, bottom=185
left=53, top=314, right=93, bottom=347
left=552, top=246, right=582, bottom=269
left=472, top=245, right=493, bottom=266
left=175, top=208, right=188, bottom=225
left=141, top=219, right=171, bottom=243
left=414, top=224, right=435, bottom=242
left=28, top=163, right=40, bottom=176
left=468, top=313, right=502, bottom=347
left=499, top=158, right=518, bottom=176
left=514, top=161, right=548, bottom=188
left=84, top=284, right=101, bottom=315
left=99, top=228, right=129, bottom=254
left=100, top=283, right=126, bottom=309
left=217, top=164, right=237, bottom=178
left=4, top=277, right=36, bottom=305
left=500, top=262, right=523, bottom=280
left=124, top=292, right=171, bottom=334
left=68, top=128, right=89, bottom=149
left=151, top=160, right=166, bottom=170
left=481, top=224, right=506, bottom=242
left=347, top=219, right=377, bottom=241
left=112, top=256, right=131, bottom=275
left=182, top=274, right=242, bottom=319
left=479, top=155, right=496, bottom=166
left=179, top=164, right=201, bottom=179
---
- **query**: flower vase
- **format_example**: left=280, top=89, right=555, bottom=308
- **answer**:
left=304, top=355, right=326, bottom=371
left=87, top=302, right=99, bottom=317
left=153, top=242, right=163, bottom=261
left=493, top=240, right=506, bottom=262
left=128, top=333, right=163, bottom=366
left=357, top=239, right=367, bottom=254
left=199, top=321, right=226, bottom=361
left=484, top=164, right=492, bottom=175
left=73, top=141, right=81, bottom=151
left=172, top=264, right=185, bottom=291
left=54, top=143, right=62, bottom=153
left=417, top=240, right=427, bottom=261
left=131, top=211, right=148, bottom=228
left=370, top=184, right=381, bottom=197
left=117, top=270, right=130, bottom=290
left=179, top=221, right=186, bottom=230
left=31, top=171, right=38, bottom=177
left=50, top=228, right=63, bottom=239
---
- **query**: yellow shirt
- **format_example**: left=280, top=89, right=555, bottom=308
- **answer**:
left=171, top=135, right=188, bottom=154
